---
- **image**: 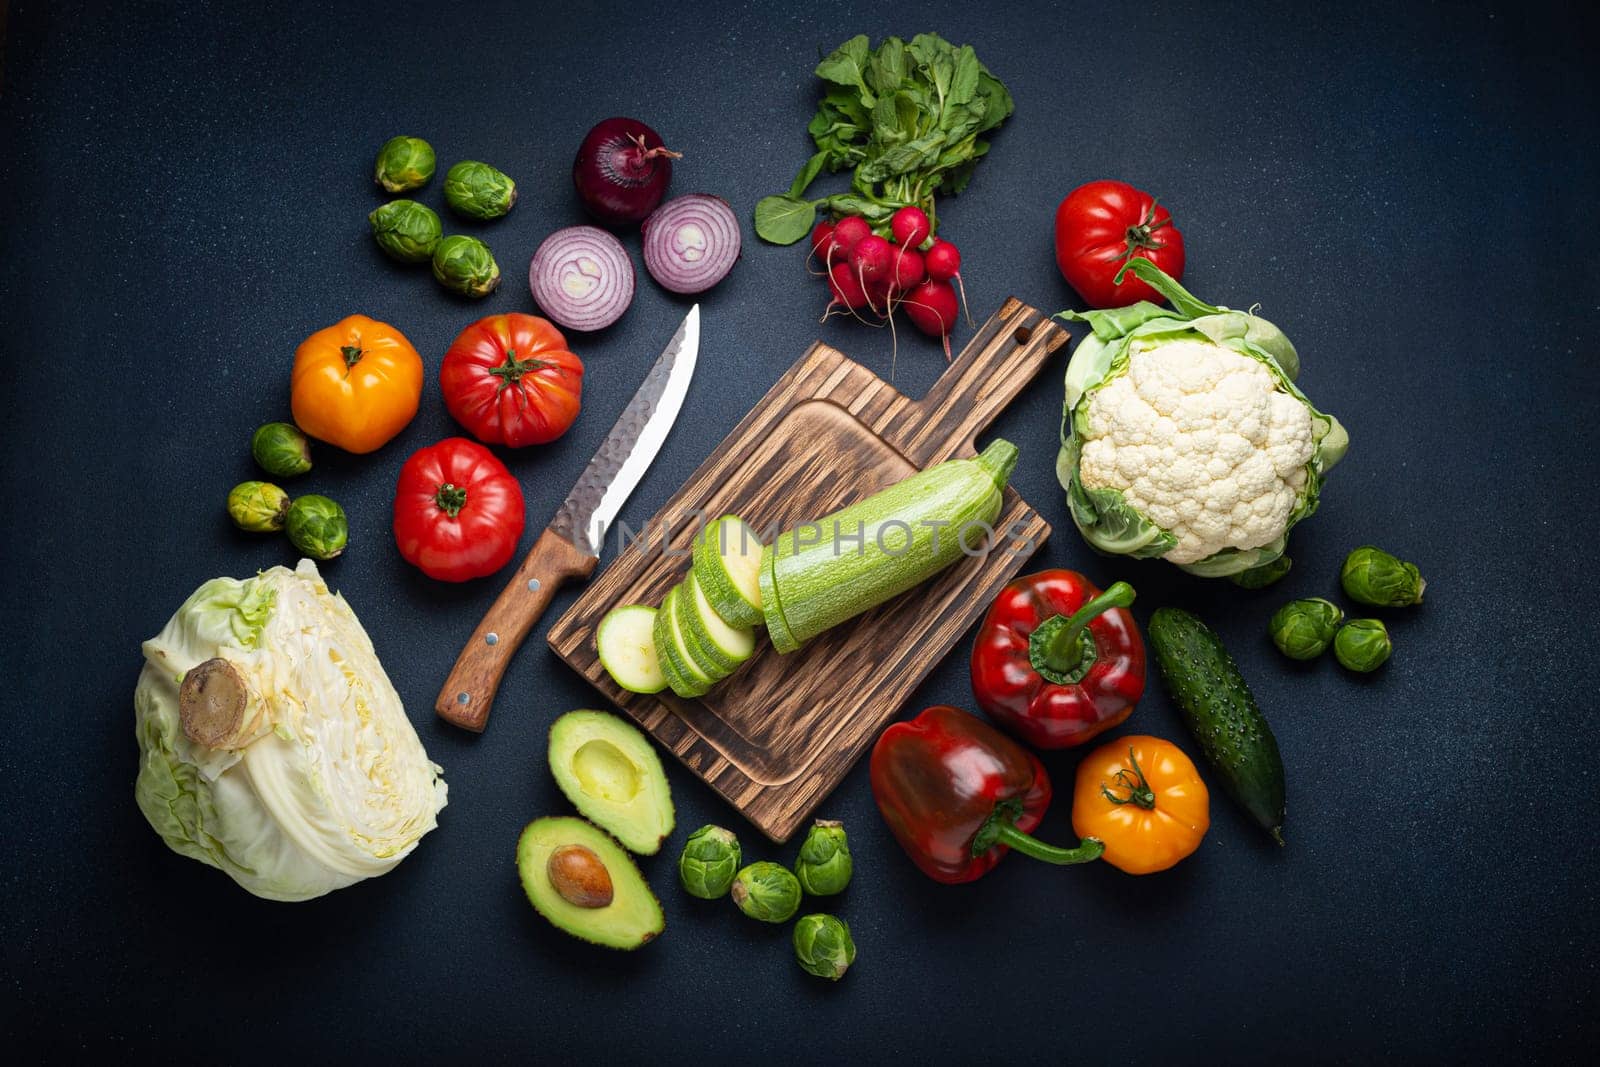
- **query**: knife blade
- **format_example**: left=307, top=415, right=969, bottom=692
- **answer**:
left=436, top=305, right=700, bottom=731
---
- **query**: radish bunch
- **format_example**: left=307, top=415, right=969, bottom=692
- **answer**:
left=810, top=206, right=968, bottom=361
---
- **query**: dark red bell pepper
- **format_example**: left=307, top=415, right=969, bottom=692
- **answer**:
left=970, top=571, right=1144, bottom=749
left=869, top=705, right=1104, bottom=884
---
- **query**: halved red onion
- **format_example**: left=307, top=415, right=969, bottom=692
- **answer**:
left=528, top=226, right=635, bottom=331
left=641, top=194, right=740, bottom=295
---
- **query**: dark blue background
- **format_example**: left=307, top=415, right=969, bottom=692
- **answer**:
left=2, top=0, right=1596, bottom=1060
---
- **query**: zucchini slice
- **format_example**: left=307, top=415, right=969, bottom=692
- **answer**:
left=681, top=573, right=755, bottom=670
left=595, top=605, right=667, bottom=695
left=759, top=545, right=802, bottom=655
left=651, top=587, right=713, bottom=697
left=692, top=515, right=764, bottom=628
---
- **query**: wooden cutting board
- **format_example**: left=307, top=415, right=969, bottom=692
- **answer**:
left=547, top=298, right=1069, bottom=842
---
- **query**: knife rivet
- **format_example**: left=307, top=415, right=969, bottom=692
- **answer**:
left=456, top=692, right=471, bottom=705
left=527, top=579, right=541, bottom=592
left=485, top=632, right=499, bottom=646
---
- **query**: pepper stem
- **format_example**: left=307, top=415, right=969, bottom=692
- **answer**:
left=435, top=483, right=467, bottom=518
left=971, top=799, right=1104, bottom=866
left=1028, top=581, right=1136, bottom=684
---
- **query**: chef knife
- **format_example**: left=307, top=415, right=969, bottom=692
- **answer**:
left=436, top=305, right=700, bottom=731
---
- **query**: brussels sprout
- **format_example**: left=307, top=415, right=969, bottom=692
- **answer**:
left=792, top=913, right=856, bottom=981
left=431, top=235, right=501, bottom=297
left=251, top=422, right=312, bottom=478
left=678, top=825, right=741, bottom=900
left=285, top=494, right=348, bottom=560
left=1341, top=546, right=1426, bottom=607
left=730, top=861, right=801, bottom=923
left=227, top=481, right=290, bottom=533
left=443, top=160, right=517, bottom=220
left=1334, top=619, right=1392, bottom=672
left=373, top=135, right=435, bottom=192
left=793, top=819, right=852, bottom=895
left=1230, top=555, right=1293, bottom=590
left=1268, top=597, right=1344, bottom=660
left=368, top=199, right=442, bottom=263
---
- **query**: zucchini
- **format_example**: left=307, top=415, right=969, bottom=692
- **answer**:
left=764, top=439, right=1018, bottom=647
left=759, top=545, right=801, bottom=654
left=1148, top=607, right=1287, bottom=845
left=595, top=605, right=667, bottom=694
left=651, top=586, right=713, bottom=697
left=680, top=573, right=755, bottom=670
left=692, top=515, right=764, bottom=628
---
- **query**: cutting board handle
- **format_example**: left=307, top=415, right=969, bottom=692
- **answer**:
left=890, top=297, right=1069, bottom=466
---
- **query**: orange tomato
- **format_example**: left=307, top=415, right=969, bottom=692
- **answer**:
left=1072, top=735, right=1209, bottom=875
left=290, top=315, right=423, bottom=454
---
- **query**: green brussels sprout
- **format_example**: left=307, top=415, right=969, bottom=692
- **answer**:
left=373, top=135, right=435, bottom=192
left=1334, top=619, right=1392, bottom=672
left=678, top=825, right=741, bottom=899
left=431, top=235, right=501, bottom=297
left=251, top=422, right=312, bottom=478
left=792, top=913, right=856, bottom=981
left=730, top=861, right=801, bottom=923
left=1341, top=546, right=1426, bottom=607
left=1268, top=597, right=1344, bottom=660
left=285, top=494, right=348, bottom=560
left=443, top=160, right=517, bottom=220
left=793, top=819, right=852, bottom=895
left=227, top=481, right=290, bottom=533
left=1230, top=555, right=1293, bottom=590
left=368, top=199, right=442, bottom=263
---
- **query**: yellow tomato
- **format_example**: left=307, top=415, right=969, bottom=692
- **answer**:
left=1072, top=735, right=1209, bottom=875
left=290, top=315, right=422, bottom=454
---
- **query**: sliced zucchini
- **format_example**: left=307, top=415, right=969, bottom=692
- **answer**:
left=692, top=515, right=765, bottom=628
left=760, top=545, right=802, bottom=655
left=595, top=605, right=667, bottom=695
left=681, top=573, right=755, bottom=671
left=652, top=587, right=712, bottom=698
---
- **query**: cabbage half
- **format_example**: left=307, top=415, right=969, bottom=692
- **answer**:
left=134, top=560, right=446, bottom=901
left=1056, top=259, right=1348, bottom=578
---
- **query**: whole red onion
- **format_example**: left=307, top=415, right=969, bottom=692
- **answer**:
left=572, top=118, right=681, bottom=226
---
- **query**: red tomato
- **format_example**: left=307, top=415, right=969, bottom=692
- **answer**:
left=440, top=314, right=583, bottom=447
left=1053, top=180, right=1185, bottom=308
left=393, top=438, right=526, bottom=582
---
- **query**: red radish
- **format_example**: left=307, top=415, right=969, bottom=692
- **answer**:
left=890, top=247, right=925, bottom=291
left=924, top=239, right=960, bottom=280
left=833, top=216, right=872, bottom=254
left=903, top=278, right=959, bottom=360
left=891, top=206, right=931, bottom=249
left=851, top=235, right=893, bottom=283
left=572, top=118, right=681, bottom=225
left=827, top=259, right=872, bottom=311
left=810, top=220, right=837, bottom=256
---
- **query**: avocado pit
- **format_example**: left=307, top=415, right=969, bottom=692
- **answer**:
left=547, top=844, right=614, bottom=908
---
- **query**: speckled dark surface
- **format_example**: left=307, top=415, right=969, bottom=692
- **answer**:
left=2, top=0, right=1596, bottom=1059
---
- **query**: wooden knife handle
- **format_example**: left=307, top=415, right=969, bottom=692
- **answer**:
left=435, top=528, right=598, bottom=732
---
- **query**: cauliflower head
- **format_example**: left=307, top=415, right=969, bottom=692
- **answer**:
left=1079, top=339, right=1314, bottom=564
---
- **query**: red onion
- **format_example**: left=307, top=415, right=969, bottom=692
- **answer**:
left=573, top=118, right=681, bottom=226
left=528, top=226, right=635, bottom=332
left=641, top=194, right=740, bottom=294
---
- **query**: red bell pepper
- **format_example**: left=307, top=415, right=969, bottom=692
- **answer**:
left=970, top=571, right=1144, bottom=749
left=870, top=705, right=1104, bottom=884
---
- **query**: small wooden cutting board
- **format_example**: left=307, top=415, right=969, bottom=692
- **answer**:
left=547, top=299, right=1068, bottom=842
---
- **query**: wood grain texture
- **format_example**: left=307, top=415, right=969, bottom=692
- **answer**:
left=547, top=299, right=1068, bottom=841
left=437, top=528, right=597, bottom=732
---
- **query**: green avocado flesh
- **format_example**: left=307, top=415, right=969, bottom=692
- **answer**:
left=548, top=710, right=675, bottom=855
left=516, top=816, right=664, bottom=950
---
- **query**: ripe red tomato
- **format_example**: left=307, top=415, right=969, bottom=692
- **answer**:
left=440, top=314, right=583, bottom=447
left=1054, top=180, right=1185, bottom=308
left=393, top=438, right=526, bottom=582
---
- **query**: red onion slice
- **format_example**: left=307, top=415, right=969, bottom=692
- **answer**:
left=641, top=194, right=740, bottom=295
left=528, top=226, right=635, bottom=331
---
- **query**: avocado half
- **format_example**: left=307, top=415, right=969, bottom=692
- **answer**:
left=516, top=816, right=664, bottom=950
left=548, top=710, right=675, bottom=855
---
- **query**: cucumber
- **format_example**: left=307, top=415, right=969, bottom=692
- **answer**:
left=764, top=439, right=1018, bottom=646
left=760, top=545, right=802, bottom=654
left=1148, top=607, right=1287, bottom=845
left=651, top=586, right=713, bottom=697
left=595, top=605, right=667, bottom=694
left=692, top=515, right=764, bottom=628
left=680, top=573, right=755, bottom=671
